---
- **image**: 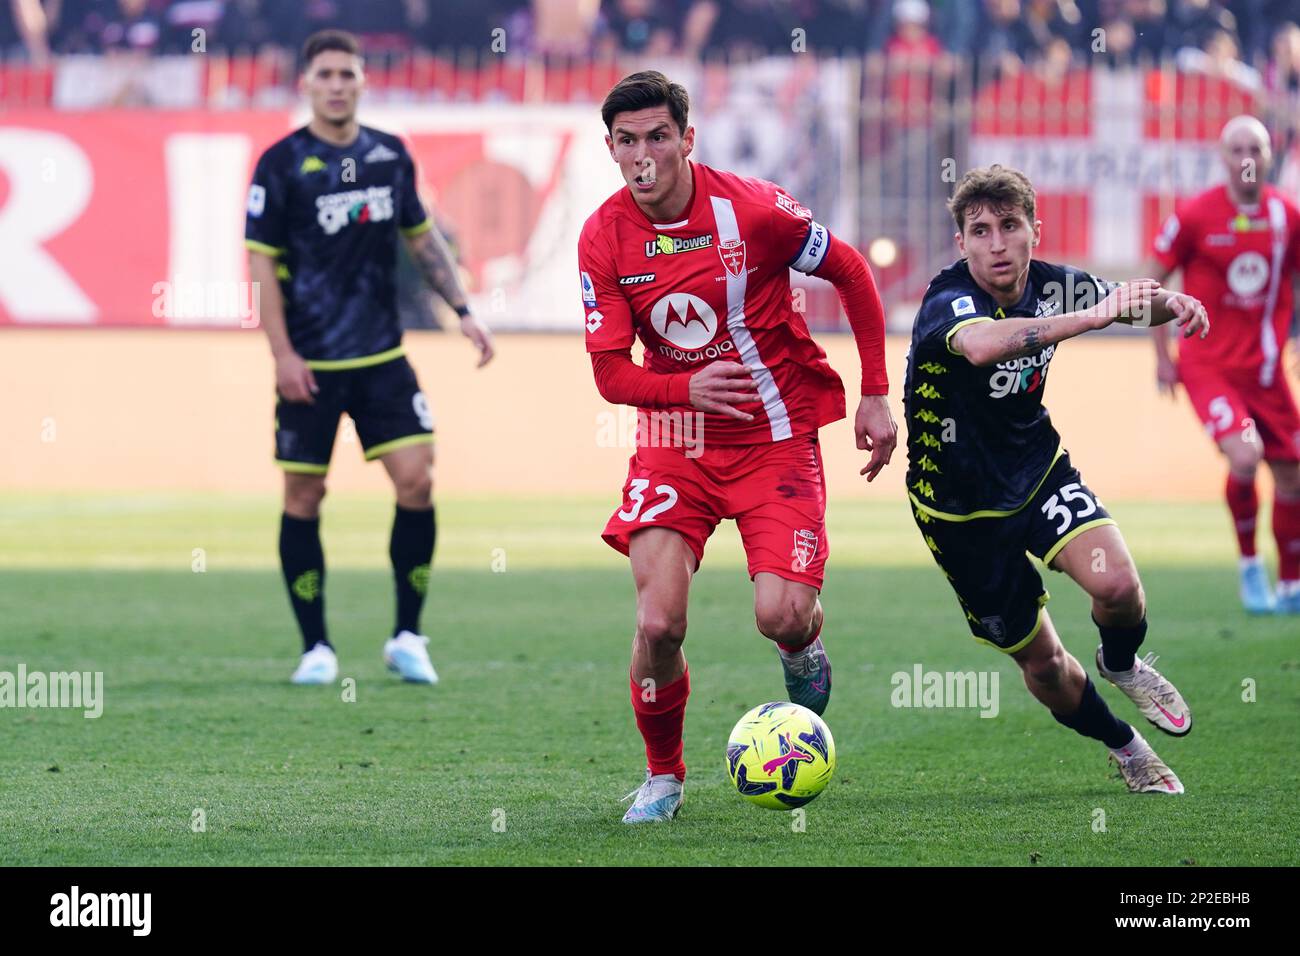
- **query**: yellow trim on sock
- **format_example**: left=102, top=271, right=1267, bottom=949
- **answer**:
left=305, top=345, right=406, bottom=371
left=401, top=220, right=434, bottom=238
left=364, top=433, right=435, bottom=461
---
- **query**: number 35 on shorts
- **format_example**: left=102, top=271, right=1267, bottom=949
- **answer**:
left=617, top=478, right=679, bottom=523
left=1040, top=481, right=1100, bottom=535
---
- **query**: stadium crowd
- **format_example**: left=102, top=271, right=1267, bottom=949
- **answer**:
left=1, top=0, right=1298, bottom=78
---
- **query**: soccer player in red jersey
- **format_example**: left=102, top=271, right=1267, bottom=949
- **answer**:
left=1150, top=115, right=1300, bottom=614
left=579, top=71, right=896, bottom=822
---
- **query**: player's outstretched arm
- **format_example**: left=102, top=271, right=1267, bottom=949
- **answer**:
left=250, top=250, right=317, bottom=404
left=951, top=279, right=1198, bottom=367
left=404, top=226, right=495, bottom=367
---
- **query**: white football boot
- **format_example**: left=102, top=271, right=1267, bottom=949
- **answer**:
left=621, top=769, right=684, bottom=823
left=291, top=642, right=338, bottom=685
left=1109, top=731, right=1184, bottom=794
left=1096, top=647, right=1191, bottom=736
left=383, top=630, right=439, bottom=684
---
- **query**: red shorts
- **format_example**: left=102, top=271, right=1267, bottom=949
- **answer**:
left=1180, top=364, right=1300, bottom=462
left=601, top=435, right=829, bottom=589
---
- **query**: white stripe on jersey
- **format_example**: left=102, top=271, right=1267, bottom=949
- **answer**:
left=710, top=195, right=793, bottom=442
left=1260, top=197, right=1285, bottom=388
left=791, top=221, right=829, bottom=274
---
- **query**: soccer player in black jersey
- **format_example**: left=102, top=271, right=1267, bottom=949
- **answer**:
left=905, top=166, right=1210, bottom=793
left=245, top=30, right=494, bottom=685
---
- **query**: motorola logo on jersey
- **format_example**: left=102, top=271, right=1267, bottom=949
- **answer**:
left=988, top=345, right=1056, bottom=399
left=316, top=186, right=395, bottom=235
left=1226, top=251, right=1269, bottom=297
left=650, top=292, right=718, bottom=349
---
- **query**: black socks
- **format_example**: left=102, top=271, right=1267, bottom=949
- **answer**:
left=1052, top=676, right=1134, bottom=749
left=280, top=513, right=327, bottom=653
left=1096, top=614, right=1147, bottom=673
left=390, top=505, right=436, bottom=636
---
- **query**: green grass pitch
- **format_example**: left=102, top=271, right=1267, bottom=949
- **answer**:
left=0, top=493, right=1296, bottom=865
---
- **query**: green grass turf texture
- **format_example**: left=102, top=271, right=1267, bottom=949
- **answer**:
left=0, top=494, right=1296, bottom=866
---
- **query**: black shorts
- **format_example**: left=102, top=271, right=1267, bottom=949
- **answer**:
left=274, top=353, right=434, bottom=474
left=911, top=451, right=1116, bottom=653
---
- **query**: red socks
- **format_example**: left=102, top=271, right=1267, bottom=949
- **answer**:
left=1225, top=474, right=1258, bottom=558
left=1274, top=494, right=1300, bottom=583
left=630, top=668, right=690, bottom=780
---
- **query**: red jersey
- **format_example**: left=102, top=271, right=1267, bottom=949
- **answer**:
left=579, top=161, right=846, bottom=446
left=1153, top=184, right=1300, bottom=384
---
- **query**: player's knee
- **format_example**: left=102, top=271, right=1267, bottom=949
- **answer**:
left=636, top=611, right=687, bottom=651
left=394, top=470, right=433, bottom=506
left=754, top=599, right=815, bottom=645
left=1022, top=643, right=1069, bottom=690
left=285, top=477, right=326, bottom=516
left=1224, top=441, right=1263, bottom=476
left=1092, top=569, right=1144, bottom=618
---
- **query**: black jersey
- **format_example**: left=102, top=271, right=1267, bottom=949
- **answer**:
left=245, top=125, right=430, bottom=365
left=904, top=258, right=1117, bottom=520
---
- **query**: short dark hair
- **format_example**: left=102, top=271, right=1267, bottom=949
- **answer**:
left=300, top=29, right=361, bottom=73
left=601, top=71, right=689, bottom=135
left=947, top=164, right=1037, bottom=234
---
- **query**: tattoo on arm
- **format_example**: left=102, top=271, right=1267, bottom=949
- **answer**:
left=1001, top=323, right=1050, bottom=357
left=407, top=227, right=469, bottom=312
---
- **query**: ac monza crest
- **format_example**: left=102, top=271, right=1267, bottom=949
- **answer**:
left=718, top=239, right=746, bottom=279
left=791, top=529, right=818, bottom=570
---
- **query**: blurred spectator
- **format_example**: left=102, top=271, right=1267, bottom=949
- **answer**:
left=1167, top=0, right=1238, bottom=54
left=683, top=0, right=798, bottom=57
left=1, top=0, right=51, bottom=63
left=51, top=0, right=166, bottom=54
left=1266, top=17, right=1300, bottom=91
left=1177, top=24, right=1262, bottom=87
left=596, top=0, right=677, bottom=57
left=976, top=0, right=1038, bottom=73
left=1024, top=0, right=1086, bottom=52
left=1126, top=0, right=1169, bottom=60
left=885, top=0, right=942, bottom=58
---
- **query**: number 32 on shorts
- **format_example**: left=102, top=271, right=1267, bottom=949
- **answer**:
left=618, top=479, right=679, bottom=523
left=1040, top=482, right=1099, bottom=535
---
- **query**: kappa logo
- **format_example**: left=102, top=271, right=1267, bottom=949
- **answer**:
left=1034, top=297, right=1060, bottom=318
left=645, top=233, right=713, bottom=257
left=651, top=292, right=718, bottom=349
left=363, top=143, right=399, bottom=163
left=791, top=529, right=818, bottom=570
left=718, top=239, right=746, bottom=278
left=300, top=155, right=327, bottom=174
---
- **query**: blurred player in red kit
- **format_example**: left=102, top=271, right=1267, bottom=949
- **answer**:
left=579, top=71, right=896, bottom=822
left=1150, top=115, right=1300, bottom=614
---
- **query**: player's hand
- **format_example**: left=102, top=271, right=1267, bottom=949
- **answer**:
left=1155, top=352, right=1179, bottom=398
left=855, top=393, right=897, bottom=482
left=275, top=352, right=318, bottom=404
left=1089, top=279, right=1160, bottom=329
left=1167, top=291, right=1210, bottom=340
left=689, top=360, right=760, bottom=421
left=460, top=313, right=495, bottom=368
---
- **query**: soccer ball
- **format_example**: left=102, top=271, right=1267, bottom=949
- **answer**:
left=725, top=701, right=836, bottom=809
